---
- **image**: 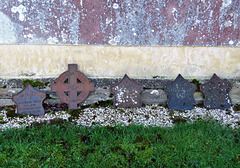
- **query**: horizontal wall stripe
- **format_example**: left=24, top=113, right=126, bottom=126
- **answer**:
left=0, top=45, right=239, bottom=78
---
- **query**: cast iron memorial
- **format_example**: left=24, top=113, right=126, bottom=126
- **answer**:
left=51, top=64, right=94, bottom=109
left=165, top=74, right=196, bottom=110
left=200, top=73, right=232, bottom=109
left=12, top=84, right=46, bottom=115
left=110, top=74, right=143, bottom=108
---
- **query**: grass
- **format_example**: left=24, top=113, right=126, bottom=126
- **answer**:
left=0, top=120, right=239, bottom=167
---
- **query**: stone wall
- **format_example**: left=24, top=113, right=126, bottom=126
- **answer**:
left=0, top=77, right=239, bottom=107
left=0, top=0, right=239, bottom=106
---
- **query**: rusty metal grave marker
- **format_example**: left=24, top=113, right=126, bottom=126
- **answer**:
left=110, top=74, right=143, bottom=108
left=12, top=84, right=46, bottom=115
left=200, top=73, right=232, bottom=109
left=51, top=64, right=94, bottom=109
left=165, top=74, right=196, bottom=110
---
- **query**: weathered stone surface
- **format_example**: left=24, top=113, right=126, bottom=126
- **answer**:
left=0, top=88, right=21, bottom=98
left=165, top=74, right=196, bottom=110
left=110, top=74, right=143, bottom=108
left=12, top=84, right=46, bottom=115
left=0, top=99, right=15, bottom=107
left=0, top=0, right=239, bottom=46
left=200, top=74, right=232, bottom=109
left=230, top=82, right=240, bottom=105
left=141, top=89, right=167, bottom=105
left=82, top=88, right=111, bottom=106
left=193, top=91, right=204, bottom=105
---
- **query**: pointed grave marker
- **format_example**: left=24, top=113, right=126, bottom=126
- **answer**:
left=12, top=84, right=46, bottom=115
left=165, top=74, right=196, bottom=110
left=51, top=64, right=94, bottom=109
left=200, top=73, right=232, bottom=109
left=110, top=74, right=143, bottom=108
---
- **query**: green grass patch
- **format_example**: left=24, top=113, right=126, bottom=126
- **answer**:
left=0, top=120, right=239, bottom=167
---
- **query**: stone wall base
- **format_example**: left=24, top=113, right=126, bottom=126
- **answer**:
left=0, top=77, right=239, bottom=107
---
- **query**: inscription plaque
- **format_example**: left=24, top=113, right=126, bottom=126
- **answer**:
left=51, top=64, right=94, bottom=109
left=110, top=74, right=143, bottom=108
left=12, top=84, right=46, bottom=115
left=165, top=74, right=196, bottom=110
left=200, top=73, right=232, bottom=109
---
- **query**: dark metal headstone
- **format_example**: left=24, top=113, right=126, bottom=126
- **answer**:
left=200, top=73, right=232, bottom=109
left=12, top=84, right=46, bottom=115
left=165, top=74, right=196, bottom=110
left=110, top=74, right=143, bottom=108
left=51, top=64, right=94, bottom=109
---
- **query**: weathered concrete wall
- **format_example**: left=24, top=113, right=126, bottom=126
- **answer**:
left=0, top=0, right=239, bottom=46
left=0, top=45, right=239, bottom=78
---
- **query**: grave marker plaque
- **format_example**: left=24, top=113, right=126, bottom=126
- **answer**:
left=200, top=73, right=232, bottom=109
left=110, top=74, right=143, bottom=108
left=51, top=64, right=94, bottom=109
left=165, top=74, right=196, bottom=110
left=12, top=84, right=46, bottom=115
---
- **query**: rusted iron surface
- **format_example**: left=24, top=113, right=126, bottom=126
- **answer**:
left=51, top=64, right=94, bottom=109
left=12, top=84, right=46, bottom=115
left=165, top=74, right=196, bottom=110
left=110, top=74, right=143, bottom=108
left=200, top=74, right=232, bottom=109
left=0, top=0, right=239, bottom=46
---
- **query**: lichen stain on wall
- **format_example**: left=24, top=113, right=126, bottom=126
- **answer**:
left=0, top=0, right=239, bottom=46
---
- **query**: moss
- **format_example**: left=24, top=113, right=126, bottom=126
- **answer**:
left=44, top=81, right=50, bottom=87
left=109, top=93, right=114, bottom=98
left=161, top=103, right=168, bottom=108
left=152, top=76, right=160, bottom=79
left=0, top=116, right=3, bottom=120
left=22, top=79, right=50, bottom=89
left=171, top=116, right=187, bottom=124
left=151, top=106, right=157, bottom=110
left=89, top=99, right=114, bottom=108
left=168, top=110, right=174, bottom=117
left=45, top=93, right=52, bottom=99
left=143, top=87, right=161, bottom=90
left=233, top=104, right=240, bottom=112
left=67, top=109, right=84, bottom=120
left=0, top=121, right=7, bottom=124
left=191, top=79, right=202, bottom=91
left=118, top=109, right=125, bottom=113
left=4, top=106, right=27, bottom=118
